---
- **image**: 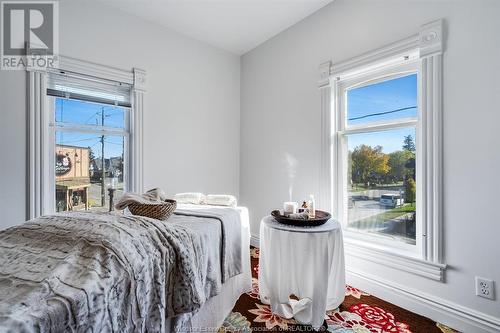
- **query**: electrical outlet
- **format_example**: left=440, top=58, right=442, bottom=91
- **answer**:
left=475, top=277, right=495, bottom=300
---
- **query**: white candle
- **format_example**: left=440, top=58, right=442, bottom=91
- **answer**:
left=283, top=201, right=298, bottom=215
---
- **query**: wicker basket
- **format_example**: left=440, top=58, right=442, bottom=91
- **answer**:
left=128, top=199, right=177, bottom=220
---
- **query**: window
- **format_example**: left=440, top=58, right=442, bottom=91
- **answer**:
left=319, top=20, right=445, bottom=279
left=52, top=97, right=129, bottom=212
left=341, top=71, right=419, bottom=250
left=47, top=72, right=132, bottom=212
left=27, top=57, right=145, bottom=219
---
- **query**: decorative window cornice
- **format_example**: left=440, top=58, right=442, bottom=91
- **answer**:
left=419, top=19, right=444, bottom=58
left=133, top=68, right=147, bottom=91
left=318, top=18, right=446, bottom=278
left=27, top=57, right=145, bottom=219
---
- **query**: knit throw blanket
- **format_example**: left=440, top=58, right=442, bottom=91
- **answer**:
left=114, top=188, right=168, bottom=210
left=0, top=211, right=218, bottom=332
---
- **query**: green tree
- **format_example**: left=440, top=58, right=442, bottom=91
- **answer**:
left=88, top=147, right=98, bottom=181
left=351, top=145, right=390, bottom=187
left=88, top=147, right=96, bottom=165
left=405, top=177, right=416, bottom=204
left=403, top=135, right=416, bottom=152
left=388, top=150, right=412, bottom=182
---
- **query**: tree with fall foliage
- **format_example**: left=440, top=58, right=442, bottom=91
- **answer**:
left=350, top=144, right=390, bottom=187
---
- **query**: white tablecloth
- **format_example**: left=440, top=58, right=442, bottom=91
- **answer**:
left=258, top=215, right=345, bottom=328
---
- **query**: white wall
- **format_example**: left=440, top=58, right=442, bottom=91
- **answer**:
left=0, top=0, right=240, bottom=228
left=1, top=0, right=499, bottom=330
left=240, top=0, right=500, bottom=330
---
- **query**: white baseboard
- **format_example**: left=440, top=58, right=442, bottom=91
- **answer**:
left=346, top=268, right=500, bottom=333
left=250, top=233, right=500, bottom=333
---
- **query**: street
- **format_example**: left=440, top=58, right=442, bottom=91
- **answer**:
left=87, top=180, right=124, bottom=212
left=348, top=197, right=387, bottom=223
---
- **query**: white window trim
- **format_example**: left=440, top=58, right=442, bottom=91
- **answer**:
left=318, top=19, right=446, bottom=281
left=27, top=56, right=146, bottom=219
left=338, top=61, right=422, bottom=256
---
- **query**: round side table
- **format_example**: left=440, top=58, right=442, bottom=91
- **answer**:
left=258, top=215, right=345, bottom=329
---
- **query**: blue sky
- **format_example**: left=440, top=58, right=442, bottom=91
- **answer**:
left=54, top=98, right=126, bottom=158
left=54, top=73, right=416, bottom=159
left=347, top=74, right=417, bottom=126
left=347, top=74, right=417, bottom=153
left=348, top=127, right=416, bottom=154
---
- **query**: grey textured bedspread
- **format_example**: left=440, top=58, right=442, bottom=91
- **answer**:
left=174, top=207, right=242, bottom=282
left=0, top=210, right=241, bottom=333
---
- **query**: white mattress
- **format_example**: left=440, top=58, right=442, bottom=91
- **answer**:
left=166, top=205, right=252, bottom=332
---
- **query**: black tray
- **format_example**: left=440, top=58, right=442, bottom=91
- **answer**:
left=271, top=210, right=331, bottom=227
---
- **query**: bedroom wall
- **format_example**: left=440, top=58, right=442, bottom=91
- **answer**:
left=240, top=0, right=500, bottom=330
left=0, top=0, right=240, bottom=228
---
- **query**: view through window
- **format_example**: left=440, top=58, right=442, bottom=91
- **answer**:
left=54, top=98, right=128, bottom=212
left=344, top=74, right=417, bottom=245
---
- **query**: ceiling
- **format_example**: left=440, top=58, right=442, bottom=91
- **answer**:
left=93, top=0, right=334, bottom=55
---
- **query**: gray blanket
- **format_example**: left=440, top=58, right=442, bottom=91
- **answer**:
left=0, top=210, right=240, bottom=332
left=174, top=207, right=243, bottom=282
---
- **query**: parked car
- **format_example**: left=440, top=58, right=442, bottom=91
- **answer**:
left=379, top=194, right=404, bottom=208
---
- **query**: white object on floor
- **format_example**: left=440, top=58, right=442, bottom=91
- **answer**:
left=206, top=194, right=237, bottom=207
left=258, top=215, right=345, bottom=329
left=174, top=192, right=207, bottom=204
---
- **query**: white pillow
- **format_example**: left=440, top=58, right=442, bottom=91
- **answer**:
left=206, top=194, right=237, bottom=207
left=174, top=192, right=206, bottom=205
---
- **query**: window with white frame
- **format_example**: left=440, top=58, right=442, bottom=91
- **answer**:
left=27, top=57, right=145, bottom=219
left=335, top=60, right=421, bottom=254
left=319, top=20, right=445, bottom=279
left=47, top=73, right=132, bottom=212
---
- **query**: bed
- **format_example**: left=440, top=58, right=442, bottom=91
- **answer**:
left=0, top=204, right=251, bottom=332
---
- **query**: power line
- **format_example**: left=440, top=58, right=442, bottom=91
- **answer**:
left=104, top=141, right=123, bottom=146
left=104, top=111, right=123, bottom=117
left=59, top=136, right=101, bottom=144
left=103, top=140, right=123, bottom=145
left=88, top=141, right=101, bottom=150
left=84, top=112, right=101, bottom=125
left=56, top=98, right=124, bottom=125
left=348, top=106, right=417, bottom=121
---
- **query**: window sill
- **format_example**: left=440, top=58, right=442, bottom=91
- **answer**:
left=344, top=236, right=446, bottom=281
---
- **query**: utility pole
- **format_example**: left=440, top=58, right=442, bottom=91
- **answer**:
left=101, top=107, right=105, bottom=207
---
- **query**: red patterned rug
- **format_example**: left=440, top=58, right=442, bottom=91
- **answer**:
left=221, top=247, right=459, bottom=333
